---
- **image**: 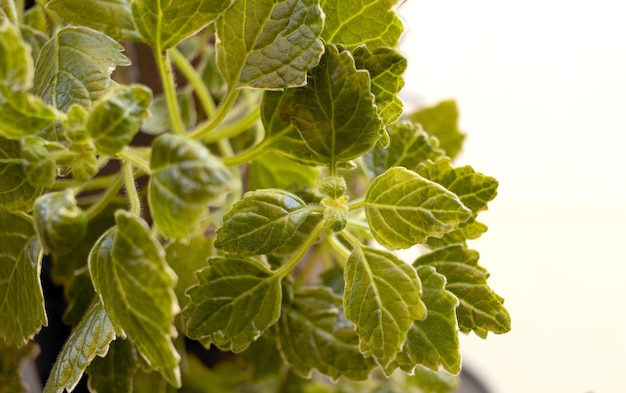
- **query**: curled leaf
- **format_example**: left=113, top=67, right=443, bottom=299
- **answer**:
left=34, top=190, right=88, bottom=255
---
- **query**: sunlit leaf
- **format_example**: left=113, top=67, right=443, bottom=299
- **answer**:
left=278, top=287, right=376, bottom=380
left=33, top=26, right=130, bottom=112
left=33, top=190, right=87, bottom=256
left=413, top=245, right=511, bottom=337
left=291, top=44, right=382, bottom=168
left=217, top=0, right=324, bottom=89
left=86, top=338, right=139, bottom=393
left=184, top=256, right=282, bottom=352
left=215, top=189, right=309, bottom=256
left=364, top=167, right=472, bottom=249
left=149, top=133, right=238, bottom=238
left=88, top=211, right=180, bottom=386
left=394, top=266, right=461, bottom=374
left=20, top=136, right=57, bottom=188
left=43, top=301, right=115, bottom=393
left=248, top=151, right=319, bottom=191
left=0, top=21, right=32, bottom=91
left=0, top=211, right=46, bottom=345
left=132, top=0, right=232, bottom=50
left=426, top=217, right=488, bottom=248
left=320, top=0, right=404, bottom=49
left=343, top=246, right=425, bottom=369
left=0, top=90, right=61, bottom=139
left=406, top=365, right=459, bottom=393
left=48, top=0, right=140, bottom=42
left=407, top=100, right=465, bottom=160
left=0, top=339, right=38, bottom=393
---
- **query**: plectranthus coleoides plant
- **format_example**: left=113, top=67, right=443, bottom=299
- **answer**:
left=0, top=0, right=510, bottom=392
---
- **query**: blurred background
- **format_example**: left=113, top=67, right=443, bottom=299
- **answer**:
left=398, top=1, right=626, bottom=392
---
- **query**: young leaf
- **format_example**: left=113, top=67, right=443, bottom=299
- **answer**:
left=0, top=339, right=38, bottom=393
left=394, top=266, right=461, bottom=375
left=248, top=152, right=319, bottom=191
left=416, top=158, right=498, bottom=215
left=0, top=90, right=62, bottom=139
left=88, top=211, right=180, bottom=386
left=215, top=189, right=309, bottom=256
left=87, top=84, right=152, bottom=155
left=414, top=245, right=511, bottom=337
left=351, top=46, right=407, bottom=126
left=33, top=190, right=88, bottom=256
left=407, top=100, right=465, bottom=160
left=33, top=26, right=131, bottom=112
left=48, top=0, right=141, bottom=42
left=132, top=0, right=231, bottom=50
left=0, top=137, right=43, bottom=212
left=142, top=89, right=197, bottom=135
left=216, top=0, right=324, bottom=89
left=406, top=366, right=459, bottom=393
left=86, top=338, right=139, bottom=393
left=165, top=236, right=214, bottom=309
left=320, top=0, right=404, bottom=49
left=184, top=256, right=282, bottom=352
left=364, top=167, right=472, bottom=250
left=343, top=246, right=426, bottom=369
left=426, top=217, right=488, bottom=248
left=20, top=136, right=57, bottom=187
left=149, top=133, right=237, bottom=238
left=0, top=212, right=46, bottom=345
left=0, top=21, right=33, bottom=91
left=43, top=301, right=116, bottom=393
left=277, top=286, right=376, bottom=380
left=291, top=44, right=382, bottom=168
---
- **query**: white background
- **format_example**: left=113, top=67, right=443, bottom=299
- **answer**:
left=398, top=1, right=626, bottom=392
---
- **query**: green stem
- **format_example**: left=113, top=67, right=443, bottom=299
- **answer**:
left=328, top=233, right=351, bottom=260
left=116, top=147, right=150, bottom=173
left=203, top=107, right=260, bottom=144
left=189, top=88, right=240, bottom=140
left=122, top=162, right=141, bottom=217
left=84, top=173, right=124, bottom=220
left=274, top=221, right=326, bottom=279
left=155, top=48, right=186, bottom=135
left=170, top=47, right=217, bottom=117
left=53, top=173, right=118, bottom=192
left=348, top=200, right=367, bottom=211
left=220, top=141, right=268, bottom=166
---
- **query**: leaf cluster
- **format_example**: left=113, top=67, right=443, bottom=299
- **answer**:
left=0, top=1, right=510, bottom=392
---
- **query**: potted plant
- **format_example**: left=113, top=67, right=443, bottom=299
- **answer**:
left=0, top=0, right=511, bottom=392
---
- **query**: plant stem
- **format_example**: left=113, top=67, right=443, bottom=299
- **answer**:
left=274, top=221, right=326, bottom=280
left=170, top=47, right=217, bottom=117
left=203, top=107, right=260, bottom=143
left=348, top=200, right=368, bottom=211
left=189, top=88, right=240, bottom=140
left=328, top=233, right=351, bottom=261
left=84, top=173, right=124, bottom=220
left=220, top=139, right=270, bottom=166
left=122, top=162, right=141, bottom=217
left=116, top=147, right=150, bottom=173
left=155, top=48, right=186, bottom=135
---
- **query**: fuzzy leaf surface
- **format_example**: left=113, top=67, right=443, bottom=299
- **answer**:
left=408, top=100, right=465, bottom=160
left=414, top=245, right=511, bottom=337
left=343, top=246, right=425, bottom=369
left=217, top=0, right=324, bottom=89
left=88, top=211, right=180, bottom=386
left=364, top=167, right=472, bottom=250
left=215, top=189, right=309, bottom=256
left=184, top=256, right=281, bottom=353
left=48, top=0, right=140, bottom=41
left=149, top=133, right=237, bottom=238
left=132, top=0, right=231, bottom=50
left=394, top=266, right=461, bottom=374
left=320, top=0, right=404, bottom=49
left=0, top=339, right=38, bottom=393
left=33, top=27, right=130, bottom=112
left=291, top=44, right=382, bottom=167
left=0, top=212, right=46, bottom=345
left=278, top=287, right=376, bottom=380
left=87, top=84, right=152, bottom=155
left=86, top=339, right=139, bottom=393
left=43, top=301, right=115, bottom=393
left=0, top=137, right=42, bottom=211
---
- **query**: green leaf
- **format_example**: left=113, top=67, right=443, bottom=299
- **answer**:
left=320, top=0, right=404, bottom=49
left=278, top=287, right=376, bottom=380
left=291, top=44, right=382, bottom=168
left=20, top=136, right=56, bottom=187
left=394, top=266, right=461, bottom=375
left=216, top=0, right=324, bottom=89
left=149, top=133, right=237, bottom=238
left=165, top=236, right=214, bottom=310
left=0, top=90, right=61, bottom=139
left=413, top=245, right=511, bottom=337
left=215, top=189, right=309, bottom=256
left=0, top=137, right=42, bottom=211
left=20, top=25, right=49, bottom=64
left=43, top=301, right=116, bottom=393
left=426, top=217, right=488, bottom=248
left=48, top=0, right=140, bottom=42
left=364, top=167, right=472, bottom=250
left=62, top=271, right=96, bottom=325
left=248, top=152, right=319, bottom=191
left=0, top=21, right=32, bottom=91
left=0, top=339, right=38, bottom=393
left=88, top=210, right=180, bottom=386
left=363, top=121, right=445, bottom=180
left=142, top=89, right=197, bottom=135
left=87, top=84, right=152, bottom=155
left=352, top=46, right=406, bottom=126
left=132, top=0, right=232, bottom=50
left=33, top=190, right=87, bottom=256
left=33, top=26, right=131, bottom=112
left=407, top=100, right=465, bottom=160
left=343, top=246, right=425, bottom=369
left=0, top=211, right=46, bottom=345
left=406, top=366, right=459, bottom=393
left=416, top=158, right=498, bottom=215
left=86, top=339, right=139, bottom=393
left=184, top=256, right=282, bottom=352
